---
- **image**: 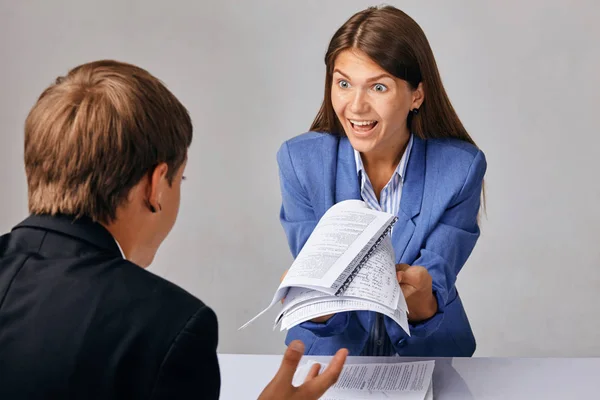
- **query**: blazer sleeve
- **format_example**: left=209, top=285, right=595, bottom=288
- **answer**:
left=149, top=306, right=220, bottom=400
left=277, top=141, right=356, bottom=337
left=386, top=149, right=487, bottom=342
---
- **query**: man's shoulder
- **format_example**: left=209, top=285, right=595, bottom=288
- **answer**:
left=83, top=257, right=217, bottom=375
left=102, top=257, right=206, bottom=315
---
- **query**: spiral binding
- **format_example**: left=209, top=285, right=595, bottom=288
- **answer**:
left=334, top=216, right=398, bottom=296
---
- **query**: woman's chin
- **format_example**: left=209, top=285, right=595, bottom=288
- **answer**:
left=347, top=135, right=377, bottom=154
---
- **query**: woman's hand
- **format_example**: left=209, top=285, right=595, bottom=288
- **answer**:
left=396, top=264, right=438, bottom=322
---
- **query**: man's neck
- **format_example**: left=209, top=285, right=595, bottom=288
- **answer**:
left=101, top=218, right=151, bottom=267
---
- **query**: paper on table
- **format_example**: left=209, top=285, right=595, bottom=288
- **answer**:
left=320, top=381, right=432, bottom=400
left=293, top=360, right=435, bottom=399
left=425, top=380, right=433, bottom=400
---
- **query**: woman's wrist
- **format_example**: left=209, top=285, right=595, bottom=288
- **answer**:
left=408, top=292, right=438, bottom=323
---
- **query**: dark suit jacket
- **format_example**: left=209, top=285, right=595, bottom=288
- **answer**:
left=0, top=214, right=220, bottom=399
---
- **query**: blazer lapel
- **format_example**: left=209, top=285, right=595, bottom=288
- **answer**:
left=334, top=137, right=361, bottom=204
left=393, top=136, right=426, bottom=263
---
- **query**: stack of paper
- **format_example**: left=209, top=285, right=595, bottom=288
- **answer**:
left=275, top=235, right=409, bottom=334
left=293, top=360, right=434, bottom=400
left=239, top=200, right=410, bottom=335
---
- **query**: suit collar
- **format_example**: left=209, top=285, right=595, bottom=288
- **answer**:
left=335, top=135, right=425, bottom=219
left=335, top=137, right=361, bottom=203
left=399, top=135, right=425, bottom=219
left=12, top=214, right=122, bottom=257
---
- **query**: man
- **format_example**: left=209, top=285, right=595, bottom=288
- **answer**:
left=0, top=60, right=347, bottom=399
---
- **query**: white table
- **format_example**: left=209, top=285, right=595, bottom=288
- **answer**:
left=218, top=354, right=600, bottom=399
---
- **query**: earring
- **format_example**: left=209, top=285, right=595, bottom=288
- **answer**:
left=147, top=200, right=161, bottom=213
left=411, top=108, right=419, bottom=115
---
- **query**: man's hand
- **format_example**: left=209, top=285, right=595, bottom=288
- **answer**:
left=257, top=340, right=348, bottom=400
left=280, top=269, right=334, bottom=323
left=396, top=264, right=438, bottom=322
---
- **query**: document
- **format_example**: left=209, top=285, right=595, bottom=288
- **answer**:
left=279, top=296, right=409, bottom=336
left=293, top=360, right=435, bottom=400
left=281, top=200, right=394, bottom=291
left=240, top=200, right=410, bottom=336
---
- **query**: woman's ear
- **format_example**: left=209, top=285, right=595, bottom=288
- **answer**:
left=411, top=82, right=425, bottom=110
left=146, top=163, right=169, bottom=213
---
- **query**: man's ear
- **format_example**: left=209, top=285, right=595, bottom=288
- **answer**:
left=146, top=163, right=169, bottom=213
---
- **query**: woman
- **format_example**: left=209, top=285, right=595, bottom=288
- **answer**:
left=277, top=5, right=487, bottom=357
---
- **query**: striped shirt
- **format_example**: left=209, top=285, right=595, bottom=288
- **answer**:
left=354, top=134, right=413, bottom=356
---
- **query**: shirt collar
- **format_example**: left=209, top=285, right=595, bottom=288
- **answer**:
left=354, top=134, right=414, bottom=183
left=113, top=237, right=126, bottom=259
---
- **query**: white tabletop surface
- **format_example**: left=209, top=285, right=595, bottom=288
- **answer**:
left=217, top=353, right=600, bottom=399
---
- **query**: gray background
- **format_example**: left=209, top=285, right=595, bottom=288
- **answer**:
left=1, top=0, right=598, bottom=357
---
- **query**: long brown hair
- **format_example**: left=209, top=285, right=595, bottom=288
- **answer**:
left=310, top=5, right=485, bottom=212
left=312, top=5, right=476, bottom=143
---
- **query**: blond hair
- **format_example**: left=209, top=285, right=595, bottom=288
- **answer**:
left=24, top=60, right=192, bottom=223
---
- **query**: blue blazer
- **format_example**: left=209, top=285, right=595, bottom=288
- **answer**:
left=276, top=132, right=487, bottom=357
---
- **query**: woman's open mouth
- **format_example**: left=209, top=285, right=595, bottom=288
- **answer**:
left=349, top=119, right=378, bottom=135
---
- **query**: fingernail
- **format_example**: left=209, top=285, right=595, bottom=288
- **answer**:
left=290, top=340, right=304, bottom=353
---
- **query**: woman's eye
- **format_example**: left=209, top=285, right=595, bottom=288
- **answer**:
left=373, top=83, right=388, bottom=92
left=338, top=80, right=350, bottom=89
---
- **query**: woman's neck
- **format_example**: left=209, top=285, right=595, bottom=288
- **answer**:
left=361, top=129, right=410, bottom=168
left=360, top=133, right=411, bottom=199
